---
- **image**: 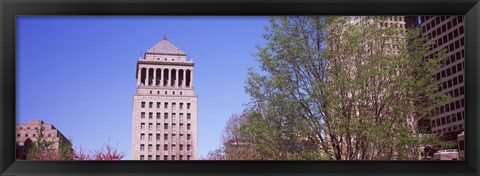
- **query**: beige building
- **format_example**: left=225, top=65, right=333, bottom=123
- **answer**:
left=132, top=35, right=198, bottom=160
left=420, top=16, right=465, bottom=137
left=16, top=120, right=70, bottom=159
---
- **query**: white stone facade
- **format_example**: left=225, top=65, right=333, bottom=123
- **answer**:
left=132, top=35, right=198, bottom=160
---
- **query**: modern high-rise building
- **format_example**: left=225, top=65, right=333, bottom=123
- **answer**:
left=420, top=16, right=465, bottom=138
left=131, top=35, right=198, bottom=160
left=16, top=120, right=71, bottom=160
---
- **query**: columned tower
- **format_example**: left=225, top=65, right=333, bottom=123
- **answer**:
left=132, top=35, right=198, bottom=160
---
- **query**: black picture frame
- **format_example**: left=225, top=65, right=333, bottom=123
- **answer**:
left=1, top=0, right=479, bottom=176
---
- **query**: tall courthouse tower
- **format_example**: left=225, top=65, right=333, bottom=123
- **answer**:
left=132, top=35, right=198, bottom=160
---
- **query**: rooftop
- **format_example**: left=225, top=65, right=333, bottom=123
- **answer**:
left=146, top=35, right=186, bottom=55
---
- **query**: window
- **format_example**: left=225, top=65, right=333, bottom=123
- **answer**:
left=172, top=123, right=176, bottom=130
left=156, top=155, right=160, bottom=160
left=140, top=155, right=145, bottom=160
left=148, top=123, right=153, bottom=130
left=156, top=113, right=161, bottom=119
left=165, top=91, right=168, bottom=95
left=149, top=112, right=153, bottom=119
left=25, top=134, right=28, bottom=137
left=180, top=103, right=183, bottom=109
left=172, top=155, right=176, bottom=160
left=187, top=155, right=191, bottom=160
left=187, top=134, right=191, bottom=140
left=148, top=144, right=152, bottom=152
left=172, top=103, right=176, bottom=109
left=17, top=134, right=20, bottom=137
left=156, top=133, right=160, bottom=140
left=48, top=134, right=51, bottom=137
left=164, top=134, right=168, bottom=140
left=436, top=119, right=441, bottom=126
left=141, top=112, right=145, bottom=119
left=180, top=155, right=183, bottom=160
left=164, top=102, right=168, bottom=109
left=452, top=114, right=457, bottom=122
left=180, top=144, right=184, bottom=151
left=148, top=134, right=152, bottom=141
left=172, top=113, right=176, bottom=120
left=172, top=134, right=176, bottom=140
left=141, top=102, right=145, bottom=108
left=141, top=123, right=145, bottom=130
left=156, top=144, right=160, bottom=151
left=148, top=155, right=152, bottom=160
left=33, top=134, right=36, bottom=137
left=156, top=123, right=161, bottom=130
left=172, top=145, right=176, bottom=151
left=173, top=91, right=175, bottom=95
left=187, top=113, right=191, bottom=120
left=164, top=155, right=168, bottom=160
left=180, top=91, right=182, bottom=95
left=140, top=133, right=145, bottom=140
left=441, top=117, right=446, bottom=125
left=447, top=116, right=451, bottom=123
left=187, top=103, right=191, bottom=109
left=187, top=145, right=191, bottom=151
left=157, top=102, right=161, bottom=108
left=164, top=123, right=168, bottom=130
left=187, top=124, right=191, bottom=130
left=149, top=102, right=153, bottom=108
left=180, top=123, right=183, bottom=130
left=164, top=113, right=168, bottom=120
left=140, top=144, right=145, bottom=151
left=180, top=134, right=184, bottom=140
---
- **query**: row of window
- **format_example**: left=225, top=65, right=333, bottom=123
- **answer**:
left=140, top=123, right=191, bottom=130
left=140, top=112, right=191, bottom=120
left=140, top=133, right=191, bottom=141
left=18, top=126, right=38, bottom=130
left=148, top=90, right=183, bottom=95
left=433, top=97, right=465, bottom=116
left=422, top=16, right=463, bottom=33
left=140, top=144, right=191, bottom=152
left=432, top=123, right=463, bottom=134
left=436, top=63, right=464, bottom=84
left=436, top=65, right=464, bottom=92
left=432, top=111, right=464, bottom=128
left=140, top=155, right=191, bottom=160
left=141, top=101, right=191, bottom=109
left=17, top=133, right=56, bottom=138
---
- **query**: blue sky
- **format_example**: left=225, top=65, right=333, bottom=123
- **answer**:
left=17, top=16, right=269, bottom=159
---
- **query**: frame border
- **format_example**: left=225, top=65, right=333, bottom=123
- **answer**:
left=1, top=0, right=479, bottom=176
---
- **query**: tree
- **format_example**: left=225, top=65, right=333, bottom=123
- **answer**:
left=241, top=16, right=453, bottom=160
left=73, top=144, right=126, bottom=160
left=221, top=111, right=260, bottom=160
left=26, top=122, right=73, bottom=160
left=200, top=148, right=226, bottom=160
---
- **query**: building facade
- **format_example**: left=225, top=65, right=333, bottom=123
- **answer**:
left=16, top=120, right=70, bottom=159
left=420, top=16, right=465, bottom=137
left=132, top=35, right=198, bottom=160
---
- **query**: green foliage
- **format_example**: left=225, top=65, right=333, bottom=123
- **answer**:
left=226, top=16, right=453, bottom=160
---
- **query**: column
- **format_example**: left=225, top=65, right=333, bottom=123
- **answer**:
left=160, top=68, right=164, bottom=86
left=153, top=68, right=157, bottom=87
left=145, top=68, right=150, bottom=87
left=190, top=70, right=193, bottom=87
left=168, top=68, right=172, bottom=87
left=137, top=67, right=141, bottom=87
left=182, top=69, right=186, bottom=87
left=175, top=69, right=179, bottom=87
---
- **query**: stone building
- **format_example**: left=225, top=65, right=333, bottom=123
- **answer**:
left=131, top=35, right=198, bottom=160
left=420, top=16, right=465, bottom=138
left=16, top=120, right=70, bottom=159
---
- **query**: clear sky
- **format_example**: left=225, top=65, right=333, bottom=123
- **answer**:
left=17, top=16, right=269, bottom=159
